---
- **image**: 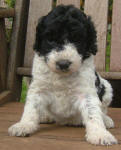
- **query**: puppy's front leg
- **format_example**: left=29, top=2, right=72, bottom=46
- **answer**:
left=8, top=85, right=47, bottom=137
left=79, top=95, right=117, bottom=145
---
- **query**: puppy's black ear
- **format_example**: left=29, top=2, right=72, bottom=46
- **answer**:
left=33, top=16, right=46, bottom=52
left=86, top=16, right=97, bottom=55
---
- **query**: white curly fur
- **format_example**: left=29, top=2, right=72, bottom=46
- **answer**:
left=8, top=43, right=117, bottom=145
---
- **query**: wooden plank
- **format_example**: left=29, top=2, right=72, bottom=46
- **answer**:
left=0, top=91, right=12, bottom=105
left=84, top=0, right=108, bottom=71
left=110, top=0, right=121, bottom=72
left=100, top=72, right=121, bottom=80
left=1, top=102, right=23, bottom=108
left=0, top=19, right=8, bottom=92
left=57, top=0, right=80, bottom=8
left=0, top=102, right=121, bottom=149
left=16, top=67, right=121, bottom=79
left=7, top=0, right=30, bottom=101
left=0, top=8, right=15, bottom=18
left=17, top=67, right=32, bottom=76
left=24, top=0, right=53, bottom=67
left=0, top=136, right=121, bottom=150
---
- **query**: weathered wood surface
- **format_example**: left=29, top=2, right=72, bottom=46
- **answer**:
left=0, top=19, right=8, bottom=92
left=57, top=0, right=80, bottom=8
left=0, top=91, right=12, bottom=105
left=7, top=0, right=29, bottom=101
left=84, top=0, right=108, bottom=71
left=24, top=0, right=53, bottom=67
left=0, top=102, right=121, bottom=150
left=100, top=72, right=121, bottom=80
left=0, top=8, right=15, bottom=18
left=17, top=67, right=32, bottom=76
left=110, top=0, right=121, bottom=72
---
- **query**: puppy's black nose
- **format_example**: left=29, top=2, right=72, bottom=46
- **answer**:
left=56, top=60, right=72, bottom=70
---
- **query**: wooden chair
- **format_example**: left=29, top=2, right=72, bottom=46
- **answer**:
left=0, top=0, right=121, bottom=149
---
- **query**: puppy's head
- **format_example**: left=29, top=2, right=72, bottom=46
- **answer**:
left=34, top=5, right=97, bottom=75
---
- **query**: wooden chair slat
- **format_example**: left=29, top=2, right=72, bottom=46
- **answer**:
left=84, top=0, right=108, bottom=71
left=24, top=0, right=53, bottom=67
left=57, top=0, right=80, bottom=8
left=0, top=19, right=8, bottom=92
left=16, top=67, right=121, bottom=80
left=110, top=0, right=121, bottom=72
left=0, top=8, right=15, bottom=18
left=7, top=0, right=29, bottom=101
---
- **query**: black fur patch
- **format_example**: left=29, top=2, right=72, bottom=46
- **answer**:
left=95, top=72, right=105, bottom=101
left=34, top=5, right=97, bottom=60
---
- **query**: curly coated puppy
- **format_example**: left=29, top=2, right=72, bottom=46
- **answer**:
left=8, top=5, right=118, bottom=145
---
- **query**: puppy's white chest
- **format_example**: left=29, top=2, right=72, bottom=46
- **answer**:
left=48, top=91, right=82, bottom=120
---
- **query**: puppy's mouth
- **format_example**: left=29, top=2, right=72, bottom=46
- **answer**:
left=56, top=66, right=70, bottom=73
left=56, top=68, right=70, bottom=74
left=54, top=69, right=73, bottom=76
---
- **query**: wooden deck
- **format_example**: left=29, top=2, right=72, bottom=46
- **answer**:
left=0, top=102, right=121, bottom=150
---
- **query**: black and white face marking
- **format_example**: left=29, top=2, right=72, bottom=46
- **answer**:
left=34, top=5, right=97, bottom=74
left=46, top=44, right=82, bottom=74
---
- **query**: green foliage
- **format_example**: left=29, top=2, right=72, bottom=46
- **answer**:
left=80, top=0, right=84, bottom=10
left=109, top=0, right=113, bottom=12
left=5, top=0, right=16, bottom=8
left=6, top=28, right=12, bottom=43
left=106, top=0, right=113, bottom=72
left=20, top=80, right=27, bottom=103
left=4, top=0, right=16, bottom=52
left=106, top=32, right=111, bottom=72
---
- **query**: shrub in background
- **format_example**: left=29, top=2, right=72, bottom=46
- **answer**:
left=5, top=0, right=15, bottom=8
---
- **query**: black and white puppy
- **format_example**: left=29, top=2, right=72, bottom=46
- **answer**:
left=8, top=5, right=117, bottom=145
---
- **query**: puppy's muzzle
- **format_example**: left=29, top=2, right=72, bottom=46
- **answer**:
left=56, top=60, right=72, bottom=71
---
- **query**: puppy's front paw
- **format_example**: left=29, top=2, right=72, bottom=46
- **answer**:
left=104, top=115, right=114, bottom=129
left=86, top=129, right=118, bottom=145
left=8, top=122, right=40, bottom=137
